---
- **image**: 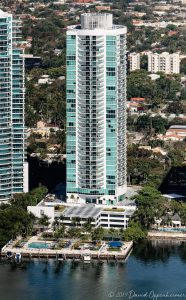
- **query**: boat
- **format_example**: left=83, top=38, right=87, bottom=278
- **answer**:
left=6, top=251, right=13, bottom=260
left=83, top=255, right=91, bottom=263
left=14, top=253, right=22, bottom=263
left=58, top=258, right=64, bottom=261
left=58, top=254, right=65, bottom=261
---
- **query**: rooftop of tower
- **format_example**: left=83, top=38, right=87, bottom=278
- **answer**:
left=67, top=13, right=127, bottom=32
left=81, top=13, right=113, bottom=30
left=0, top=9, right=6, bottom=15
left=0, top=9, right=11, bottom=17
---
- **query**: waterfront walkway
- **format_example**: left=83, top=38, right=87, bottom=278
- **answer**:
left=148, top=231, right=186, bottom=240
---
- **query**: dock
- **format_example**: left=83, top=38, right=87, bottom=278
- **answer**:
left=1, top=241, right=133, bottom=261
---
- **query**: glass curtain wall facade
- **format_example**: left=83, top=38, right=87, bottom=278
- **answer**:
left=0, top=10, right=28, bottom=201
left=66, top=14, right=127, bottom=205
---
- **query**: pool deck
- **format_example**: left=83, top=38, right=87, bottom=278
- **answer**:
left=148, top=231, right=186, bottom=240
left=1, top=236, right=133, bottom=261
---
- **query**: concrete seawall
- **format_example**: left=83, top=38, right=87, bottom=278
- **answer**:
left=148, top=231, right=186, bottom=240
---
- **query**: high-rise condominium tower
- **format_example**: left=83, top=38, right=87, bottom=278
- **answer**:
left=66, top=13, right=127, bottom=205
left=0, top=10, right=28, bottom=201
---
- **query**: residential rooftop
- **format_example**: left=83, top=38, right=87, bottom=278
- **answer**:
left=169, top=125, right=186, bottom=129
left=163, top=193, right=186, bottom=199
left=63, top=205, right=102, bottom=219
left=0, top=9, right=11, bottom=17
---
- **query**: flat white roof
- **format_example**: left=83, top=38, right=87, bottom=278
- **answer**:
left=163, top=193, right=185, bottom=199
left=21, top=54, right=41, bottom=59
left=62, top=204, right=135, bottom=219
left=63, top=204, right=102, bottom=218
left=0, top=9, right=11, bottom=17
left=169, top=125, right=186, bottom=129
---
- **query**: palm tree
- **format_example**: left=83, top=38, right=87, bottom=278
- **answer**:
left=83, top=217, right=93, bottom=233
left=54, top=224, right=65, bottom=240
left=92, top=227, right=104, bottom=241
left=53, top=217, right=60, bottom=231
left=59, top=215, right=64, bottom=224
left=108, top=228, right=119, bottom=240
left=72, top=217, right=81, bottom=227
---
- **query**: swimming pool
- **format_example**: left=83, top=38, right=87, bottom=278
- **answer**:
left=109, top=241, right=123, bottom=248
left=158, top=228, right=186, bottom=232
left=28, top=242, right=50, bottom=249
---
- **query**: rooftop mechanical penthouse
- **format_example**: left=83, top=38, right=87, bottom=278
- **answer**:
left=66, top=13, right=127, bottom=205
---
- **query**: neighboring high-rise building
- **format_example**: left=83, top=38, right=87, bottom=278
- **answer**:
left=66, top=13, right=127, bottom=205
left=148, top=52, right=180, bottom=74
left=128, top=52, right=140, bottom=71
left=0, top=9, right=28, bottom=201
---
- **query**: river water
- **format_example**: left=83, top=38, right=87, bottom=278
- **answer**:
left=0, top=240, right=186, bottom=300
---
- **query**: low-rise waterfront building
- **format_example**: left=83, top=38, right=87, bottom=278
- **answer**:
left=154, top=213, right=182, bottom=228
left=27, top=201, right=136, bottom=229
left=171, top=214, right=181, bottom=227
left=28, top=205, right=55, bottom=224
left=62, top=205, right=134, bottom=229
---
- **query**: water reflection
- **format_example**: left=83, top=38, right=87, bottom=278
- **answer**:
left=0, top=241, right=185, bottom=300
left=177, top=242, right=186, bottom=263
left=132, top=240, right=182, bottom=264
